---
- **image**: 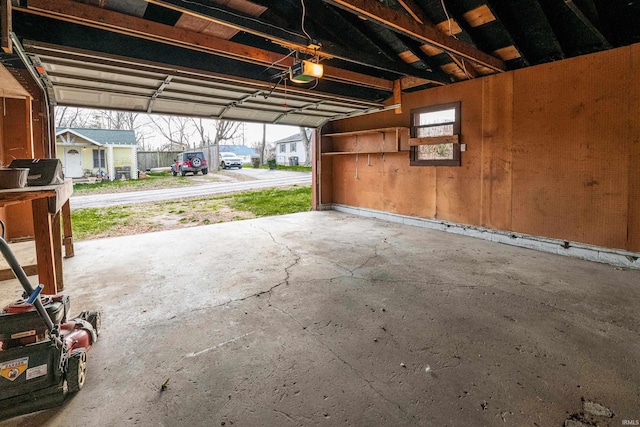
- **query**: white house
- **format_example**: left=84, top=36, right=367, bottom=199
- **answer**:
left=274, top=130, right=310, bottom=166
left=56, top=128, right=138, bottom=180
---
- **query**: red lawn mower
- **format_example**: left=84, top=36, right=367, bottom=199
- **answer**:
left=0, top=235, right=100, bottom=419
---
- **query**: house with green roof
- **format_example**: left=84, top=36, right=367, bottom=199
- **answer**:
left=219, top=145, right=258, bottom=164
left=56, top=128, right=138, bottom=180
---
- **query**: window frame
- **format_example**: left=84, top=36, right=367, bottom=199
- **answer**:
left=92, top=149, right=106, bottom=168
left=410, top=102, right=461, bottom=167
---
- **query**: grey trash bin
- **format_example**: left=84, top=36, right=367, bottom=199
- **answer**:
left=289, top=156, right=299, bottom=166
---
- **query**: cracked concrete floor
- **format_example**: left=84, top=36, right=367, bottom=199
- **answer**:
left=0, top=211, right=639, bottom=426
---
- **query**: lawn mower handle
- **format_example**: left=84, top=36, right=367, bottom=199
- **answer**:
left=0, top=237, right=55, bottom=333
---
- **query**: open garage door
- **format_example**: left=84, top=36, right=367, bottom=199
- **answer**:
left=22, top=40, right=388, bottom=128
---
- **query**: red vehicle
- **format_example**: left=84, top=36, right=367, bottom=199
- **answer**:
left=172, top=151, right=208, bottom=176
left=0, top=237, right=100, bottom=420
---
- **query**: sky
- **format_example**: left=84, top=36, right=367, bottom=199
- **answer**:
left=234, top=123, right=302, bottom=145
left=56, top=107, right=304, bottom=150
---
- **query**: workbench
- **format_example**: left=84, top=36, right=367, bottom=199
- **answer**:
left=0, top=179, right=74, bottom=294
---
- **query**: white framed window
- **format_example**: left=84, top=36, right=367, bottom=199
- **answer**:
left=410, top=102, right=461, bottom=166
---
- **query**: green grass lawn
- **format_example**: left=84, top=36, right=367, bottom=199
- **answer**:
left=230, top=186, right=312, bottom=216
left=71, top=185, right=312, bottom=240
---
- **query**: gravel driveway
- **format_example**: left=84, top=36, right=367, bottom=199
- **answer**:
left=70, top=169, right=311, bottom=210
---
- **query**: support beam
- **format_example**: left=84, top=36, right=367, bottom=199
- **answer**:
left=393, top=79, right=402, bottom=114
left=21, top=0, right=395, bottom=91
left=564, top=0, right=612, bottom=48
left=322, top=0, right=506, bottom=72
left=396, top=0, right=430, bottom=25
left=145, top=0, right=451, bottom=84
left=1, top=0, right=11, bottom=53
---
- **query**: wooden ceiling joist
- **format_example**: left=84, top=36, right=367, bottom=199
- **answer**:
left=146, top=0, right=452, bottom=84
left=323, top=0, right=506, bottom=72
left=20, top=0, right=394, bottom=92
left=563, top=0, right=612, bottom=49
left=396, top=0, right=430, bottom=25
left=463, top=5, right=496, bottom=28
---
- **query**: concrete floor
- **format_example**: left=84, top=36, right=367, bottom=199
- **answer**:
left=0, top=211, right=638, bottom=426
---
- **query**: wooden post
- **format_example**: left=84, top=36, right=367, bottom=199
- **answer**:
left=52, top=211, right=64, bottom=291
left=62, top=200, right=74, bottom=258
left=1, top=0, right=11, bottom=54
left=393, top=79, right=402, bottom=114
left=31, top=198, right=57, bottom=294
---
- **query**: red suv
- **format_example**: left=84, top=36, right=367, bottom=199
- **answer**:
left=172, top=151, right=208, bottom=176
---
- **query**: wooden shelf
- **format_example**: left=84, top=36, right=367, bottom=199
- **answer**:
left=321, top=151, right=399, bottom=156
left=323, top=127, right=409, bottom=137
left=321, top=127, right=410, bottom=155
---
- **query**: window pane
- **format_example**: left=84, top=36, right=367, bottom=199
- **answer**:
left=416, top=108, right=456, bottom=126
left=417, top=143, right=455, bottom=160
left=416, top=124, right=454, bottom=138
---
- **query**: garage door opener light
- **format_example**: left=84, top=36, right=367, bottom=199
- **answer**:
left=290, top=60, right=323, bottom=84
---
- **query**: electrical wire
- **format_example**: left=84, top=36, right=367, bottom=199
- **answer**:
left=176, top=0, right=307, bottom=40
left=440, top=0, right=472, bottom=80
left=300, top=0, right=312, bottom=41
left=440, top=0, right=454, bottom=39
left=264, top=50, right=296, bottom=72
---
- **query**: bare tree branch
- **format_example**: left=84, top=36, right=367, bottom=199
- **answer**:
left=149, top=115, right=192, bottom=151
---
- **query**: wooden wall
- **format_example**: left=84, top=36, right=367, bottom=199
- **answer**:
left=322, top=43, right=640, bottom=252
left=0, top=65, right=52, bottom=240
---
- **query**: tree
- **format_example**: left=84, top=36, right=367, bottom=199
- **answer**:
left=213, top=120, right=242, bottom=145
left=190, top=118, right=209, bottom=148
left=55, top=107, right=93, bottom=128
left=149, top=115, right=192, bottom=151
left=299, top=127, right=311, bottom=166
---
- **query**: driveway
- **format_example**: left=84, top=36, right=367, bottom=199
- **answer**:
left=70, top=169, right=311, bottom=210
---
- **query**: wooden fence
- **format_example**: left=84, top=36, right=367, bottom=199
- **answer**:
left=138, top=146, right=219, bottom=171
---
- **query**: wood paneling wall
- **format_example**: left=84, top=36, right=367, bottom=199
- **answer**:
left=322, top=43, right=640, bottom=252
left=2, top=96, right=35, bottom=239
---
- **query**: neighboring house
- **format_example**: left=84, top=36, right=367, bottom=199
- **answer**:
left=56, top=128, right=138, bottom=180
left=219, top=145, right=258, bottom=164
left=274, top=130, right=309, bottom=165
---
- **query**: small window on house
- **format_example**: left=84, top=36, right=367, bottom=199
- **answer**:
left=410, top=102, right=461, bottom=166
left=93, top=149, right=106, bottom=168
left=279, top=144, right=286, bottom=153
left=290, top=142, right=297, bottom=152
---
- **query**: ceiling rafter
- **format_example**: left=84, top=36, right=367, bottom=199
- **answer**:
left=391, top=0, right=479, bottom=80
left=322, top=0, right=505, bottom=72
left=145, top=0, right=452, bottom=84
left=563, top=0, right=611, bottom=49
left=453, top=1, right=528, bottom=67
left=396, top=0, right=431, bottom=24
left=19, top=0, right=395, bottom=92
left=487, top=0, right=564, bottom=64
